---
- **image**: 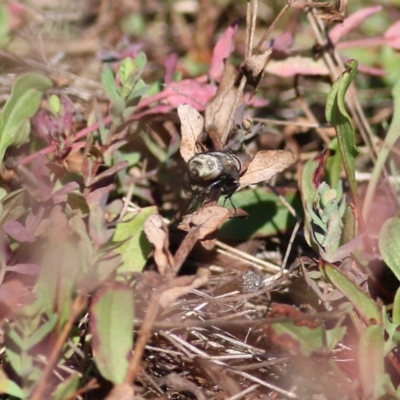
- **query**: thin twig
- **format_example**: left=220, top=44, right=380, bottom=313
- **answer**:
left=31, top=295, right=88, bottom=400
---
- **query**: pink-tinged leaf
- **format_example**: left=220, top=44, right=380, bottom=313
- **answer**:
left=164, top=53, right=178, bottom=84
left=0, top=280, right=24, bottom=309
left=3, top=220, right=36, bottom=242
left=6, top=263, right=40, bottom=275
left=209, top=21, right=239, bottom=81
left=33, top=109, right=52, bottom=143
left=52, top=182, right=80, bottom=204
left=329, top=6, right=382, bottom=44
left=132, top=105, right=174, bottom=119
left=265, top=56, right=329, bottom=77
left=244, top=93, right=269, bottom=107
left=137, top=80, right=215, bottom=111
left=384, top=21, right=400, bottom=50
left=355, top=63, right=385, bottom=76
left=61, top=95, right=74, bottom=132
left=272, top=31, right=294, bottom=52
left=163, top=80, right=216, bottom=109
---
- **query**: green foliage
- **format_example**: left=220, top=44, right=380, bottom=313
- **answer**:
left=0, top=73, right=52, bottom=164
left=325, top=59, right=359, bottom=210
left=379, top=217, right=400, bottom=281
left=89, top=283, right=134, bottom=384
left=364, top=76, right=400, bottom=220
left=113, top=206, right=157, bottom=274
left=5, top=297, right=57, bottom=398
left=218, top=188, right=302, bottom=240
left=48, top=94, right=61, bottom=115
left=321, top=262, right=382, bottom=325
left=52, top=374, right=80, bottom=400
left=101, top=53, right=150, bottom=124
left=358, top=326, right=398, bottom=399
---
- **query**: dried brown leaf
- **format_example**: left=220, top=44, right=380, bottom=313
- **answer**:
left=178, top=104, right=204, bottom=162
left=143, top=214, right=174, bottom=276
left=178, top=206, right=232, bottom=239
left=204, top=62, right=241, bottom=143
left=238, top=150, right=295, bottom=190
left=241, top=48, right=272, bottom=88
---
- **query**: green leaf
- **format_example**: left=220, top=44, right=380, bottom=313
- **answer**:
left=0, top=73, right=52, bottom=164
left=379, top=217, right=400, bottom=281
left=300, top=148, right=329, bottom=250
left=24, top=314, right=57, bottom=351
left=218, top=189, right=302, bottom=240
left=358, top=326, right=385, bottom=399
left=52, top=373, right=80, bottom=400
left=363, top=76, right=400, bottom=221
left=140, top=132, right=167, bottom=163
left=48, top=94, right=61, bottom=114
left=113, top=206, right=157, bottom=274
left=0, top=368, right=24, bottom=398
left=325, top=59, right=359, bottom=211
left=325, top=326, right=347, bottom=353
left=393, top=287, right=400, bottom=325
left=322, top=262, right=382, bottom=325
left=101, top=65, right=122, bottom=105
left=264, top=306, right=325, bottom=357
left=5, top=347, right=22, bottom=375
left=89, top=283, right=134, bottom=384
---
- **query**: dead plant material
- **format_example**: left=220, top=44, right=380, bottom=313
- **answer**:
left=241, top=48, right=272, bottom=89
left=178, top=104, right=204, bottom=162
left=158, top=372, right=208, bottom=400
left=238, top=150, right=296, bottom=190
left=124, top=268, right=211, bottom=384
left=204, top=61, right=241, bottom=143
left=143, top=214, right=174, bottom=276
left=178, top=206, right=233, bottom=239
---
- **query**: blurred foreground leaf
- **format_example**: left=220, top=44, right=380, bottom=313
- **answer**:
left=52, top=374, right=80, bottom=400
left=90, top=283, right=134, bottom=384
left=358, top=326, right=396, bottom=399
left=0, top=368, right=23, bottom=398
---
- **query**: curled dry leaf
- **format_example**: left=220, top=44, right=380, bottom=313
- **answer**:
left=238, top=150, right=295, bottom=190
left=204, top=62, right=241, bottom=143
left=241, top=48, right=272, bottom=88
left=143, top=214, right=174, bottom=276
left=178, top=206, right=232, bottom=239
left=178, top=104, right=204, bottom=162
left=158, top=267, right=211, bottom=306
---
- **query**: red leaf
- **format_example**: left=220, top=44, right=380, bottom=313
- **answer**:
left=329, top=6, right=382, bottom=44
left=384, top=20, right=400, bottom=50
left=209, top=21, right=239, bottom=81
